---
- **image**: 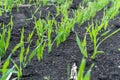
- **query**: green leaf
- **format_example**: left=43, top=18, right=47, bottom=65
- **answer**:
left=77, top=58, right=86, bottom=80
left=0, top=66, right=17, bottom=80
left=28, top=42, right=43, bottom=62
left=0, top=28, right=5, bottom=57
left=20, top=46, right=24, bottom=64
left=2, top=54, right=11, bottom=74
left=5, top=27, right=12, bottom=51
left=11, top=43, right=21, bottom=54
left=27, top=30, right=34, bottom=42
left=28, top=48, right=37, bottom=62
left=76, top=33, right=88, bottom=58
left=83, top=64, right=94, bottom=80
left=37, top=44, right=43, bottom=61
left=101, top=30, right=110, bottom=37
left=11, top=59, right=22, bottom=79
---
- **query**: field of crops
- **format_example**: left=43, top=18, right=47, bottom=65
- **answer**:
left=0, top=0, right=120, bottom=80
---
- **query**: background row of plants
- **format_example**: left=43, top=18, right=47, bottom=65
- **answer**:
left=0, top=0, right=120, bottom=80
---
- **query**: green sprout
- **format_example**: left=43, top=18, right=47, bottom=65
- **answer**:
left=88, top=21, right=120, bottom=59
left=18, top=27, right=34, bottom=68
left=29, top=18, right=50, bottom=61
left=82, top=0, right=110, bottom=23
left=55, top=1, right=74, bottom=46
left=76, top=25, right=91, bottom=58
left=0, top=25, right=6, bottom=60
left=0, top=66, right=17, bottom=80
left=55, top=18, right=75, bottom=46
left=11, top=59, right=22, bottom=80
left=74, top=7, right=84, bottom=25
left=102, top=0, right=120, bottom=29
left=0, top=55, right=17, bottom=80
left=77, top=58, right=94, bottom=80
left=0, top=0, right=14, bottom=14
left=88, top=21, right=104, bottom=59
left=97, top=28, right=120, bottom=49
left=0, top=23, right=12, bottom=62
left=76, top=34, right=88, bottom=58
left=88, top=0, right=120, bottom=59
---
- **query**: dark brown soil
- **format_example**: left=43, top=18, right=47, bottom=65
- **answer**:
left=0, top=0, right=120, bottom=80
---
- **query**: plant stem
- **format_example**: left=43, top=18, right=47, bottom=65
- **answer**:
left=97, top=28, right=120, bottom=48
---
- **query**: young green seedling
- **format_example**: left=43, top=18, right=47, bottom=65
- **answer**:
left=55, top=18, right=75, bottom=46
left=55, top=1, right=74, bottom=46
left=0, top=54, right=17, bottom=80
left=0, top=25, right=6, bottom=60
left=30, top=18, right=48, bottom=61
left=0, top=66, right=17, bottom=80
left=0, top=23, right=12, bottom=62
left=88, top=0, right=120, bottom=59
left=1, top=54, right=11, bottom=75
left=1, top=0, right=14, bottom=13
left=88, top=21, right=120, bottom=59
left=76, top=25, right=91, bottom=58
left=82, top=0, right=110, bottom=23
left=73, top=7, right=84, bottom=25
left=102, top=0, right=120, bottom=29
left=11, top=59, right=22, bottom=80
left=76, top=34, right=88, bottom=58
left=19, top=28, right=35, bottom=67
left=88, top=21, right=106, bottom=59
left=47, top=19, right=53, bottom=53
left=19, top=27, right=24, bottom=67
left=77, top=58, right=94, bottom=80
left=97, top=28, right=120, bottom=49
